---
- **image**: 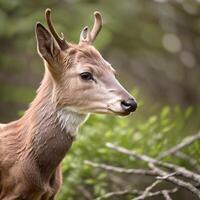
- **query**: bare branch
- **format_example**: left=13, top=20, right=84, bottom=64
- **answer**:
left=87, top=139, right=200, bottom=199
left=158, top=131, right=200, bottom=159
left=162, top=190, right=173, bottom=200
left=95, top=189, right=141, bottom=200
left=174, top=152, right=200, bottom=173
left=106, top=143, right=200, bottom=185
left=84, top=160, right=157, bottom=176
left=95, top=188, right=177, bottom=200
left=149, top=163, right=200, bottom=198
left=133, top=180, right=162, bottom=200
left=85, top=160, right=179, bottom=199
left=157, top=172, right=178, bottom=180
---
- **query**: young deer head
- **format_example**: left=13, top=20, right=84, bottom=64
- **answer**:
left=36, top=9, right=137, bottom=116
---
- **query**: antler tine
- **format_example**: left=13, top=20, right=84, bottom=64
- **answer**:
left=80, top=26, right=91, bottom=42
left=90, top=11, right=103, bottom=43
left=45, top=8, right=68, bottom=50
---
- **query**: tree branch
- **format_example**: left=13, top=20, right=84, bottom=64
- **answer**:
left=84, top=160, right=157, bottom=176
left=149, top=163, right=200, bottom=198
left=158, top=131, right=200, bottom=159
left=106, top=142, right=200, bottom=185
left=94, top=187, right=177, bottom=200
left=174, top=152, right=200, bottom=173
left=162, top=190, right=173, bottom=200
left=133, top=180, right=162, bottom=200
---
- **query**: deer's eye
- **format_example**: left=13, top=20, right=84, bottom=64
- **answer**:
left=80, top=72, right=93, bottom=81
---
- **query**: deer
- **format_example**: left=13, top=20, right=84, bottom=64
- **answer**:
left=0, top=9, right=137, bottom=200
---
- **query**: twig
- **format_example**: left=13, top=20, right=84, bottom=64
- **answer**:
left=95, top=189, right=140, bottom=200
left=84, top=160, right=157, bottom=176
left=174, top=152, right=200, bottom=173
left=106, top=142, right=200, bottom=185
left=158, top=131, right=200, bottom=159
left=162, top=190, right=173, bottom=200
left=139, top=188, right=177, bottom=199
left=133, top=180, right=161, bottom=200
left=94, top=188, right=177, bottom=200
left=85, top=160, right=179, bottom=199
left=157, top=172, right=178, bottom=180
left=149, top=163, right=200, bottom=198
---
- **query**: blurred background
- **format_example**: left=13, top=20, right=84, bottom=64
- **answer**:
left=0, top=0, right=200, bottom=199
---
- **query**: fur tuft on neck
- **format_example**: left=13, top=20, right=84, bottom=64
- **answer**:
left=56, top=108, right=89, bottom=136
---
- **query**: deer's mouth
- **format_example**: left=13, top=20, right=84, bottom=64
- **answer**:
left=107, top=108, right=132, bottom=116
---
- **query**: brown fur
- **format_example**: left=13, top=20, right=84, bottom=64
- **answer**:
left=0, top=72, right=72, bottom=199
left=0, top=10, right=136, bottom=200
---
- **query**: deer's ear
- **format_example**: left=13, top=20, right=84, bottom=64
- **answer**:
left=36, top=23, right=61, bottom=77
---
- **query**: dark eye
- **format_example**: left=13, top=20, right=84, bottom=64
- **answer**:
left=80, top=72, right=93, bottom=81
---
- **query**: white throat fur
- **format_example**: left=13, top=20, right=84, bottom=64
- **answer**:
left=57, top=108, right=89, bottom=135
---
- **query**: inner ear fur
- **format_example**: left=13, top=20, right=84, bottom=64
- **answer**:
left=36, top=22, right=62, bottom=79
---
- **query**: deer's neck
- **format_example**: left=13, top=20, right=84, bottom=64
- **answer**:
left=20, top=70, right=88, bottom=180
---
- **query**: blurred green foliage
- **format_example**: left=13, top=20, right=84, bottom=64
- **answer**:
left=0, top=0, right=200, bottom=199
left=58, top=106, right=200, bottom=200
left=0, top=85, right=34, bottom=103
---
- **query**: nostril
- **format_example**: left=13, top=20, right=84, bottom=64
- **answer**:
left=121, top=100, right=131, bottom=107
left=121, top=98, right=137, bottom=112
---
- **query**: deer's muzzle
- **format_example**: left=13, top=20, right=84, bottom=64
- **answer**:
left=121, top=98, right=137, bottom=113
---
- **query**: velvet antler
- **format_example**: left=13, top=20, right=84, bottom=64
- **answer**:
left=45, top=8, right=69, bottom=50
left=80, top=11, right=103, bottom=44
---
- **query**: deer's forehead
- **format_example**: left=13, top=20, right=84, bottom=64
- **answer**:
left=76, top=47, right=102, bottom=63
left=72, top=47, right=115, bottom=73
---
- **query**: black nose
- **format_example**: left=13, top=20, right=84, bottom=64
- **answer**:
left=121, top=98, right=137, bottom=112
